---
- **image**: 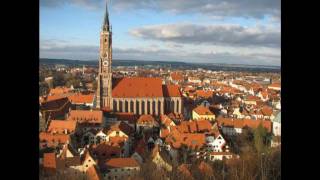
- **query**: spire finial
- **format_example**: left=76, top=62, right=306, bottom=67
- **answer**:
left=102, top=0, right=110, bottom=31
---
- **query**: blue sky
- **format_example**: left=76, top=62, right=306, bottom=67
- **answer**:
left=40, top=0, right=281, bottom=66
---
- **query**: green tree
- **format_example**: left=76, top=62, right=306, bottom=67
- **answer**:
left=254, top=123, right=268, bottom=154
left=53, top=72, right=66, bottom=87
left=39, top=82, right=49, bottom=96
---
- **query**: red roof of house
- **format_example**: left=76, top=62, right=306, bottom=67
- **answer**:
left=68, top=110, right=103, bottom=124
left=86, top=165, right=102, bottom=180
left=108, top=121, right=134, bottom=136
left=112, top=77, right=163, bottom=98
left=46, top=94, right=69, bottom=102
left=39, top=132, right=70, bottom=144
left=105, top=158, right=140, bottom=168
left=160, top=115, right=175, bottom=127
left=91, top=143, right=122, bottom=161
left=68, top=93, right=94, bottom=104
left=137, top=115, right=157, bottom=125
left=193, top=106, right=214, bottom=115
left=261, top=106, right=273, bottom=116
left=49, top=87, right=71, bottom=95
left=217, top=117, right=272, bottom=132
left=170, top=72, right=184, bottom=81
left=196, top=90, right=214, bottom=98
left=47, top=120, right=77, bottom=134
left=43, top=153, right=57, bottom=169
left=268, top=83, right=281, bottom=88
left=163, top=85, right=182, bottom=97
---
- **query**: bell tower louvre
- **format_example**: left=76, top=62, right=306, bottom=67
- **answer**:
left=96, top=0, right=112, bottom=110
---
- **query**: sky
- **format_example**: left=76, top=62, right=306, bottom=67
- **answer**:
left=40, top=0, right=281, bottom=66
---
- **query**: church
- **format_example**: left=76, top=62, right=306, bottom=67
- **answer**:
left=96, top=2, right=183, bottom=116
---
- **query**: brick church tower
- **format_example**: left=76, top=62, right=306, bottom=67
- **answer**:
left=96, top=1, right=112, bottom=109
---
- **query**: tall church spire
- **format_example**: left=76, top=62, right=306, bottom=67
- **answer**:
left=102, top=0, right=110, bottom=31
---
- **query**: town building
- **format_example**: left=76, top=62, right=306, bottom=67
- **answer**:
left=96, top=5, right=183, bottom=115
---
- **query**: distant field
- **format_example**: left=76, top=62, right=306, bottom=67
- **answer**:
left=39, top=58, right=280, bottom=73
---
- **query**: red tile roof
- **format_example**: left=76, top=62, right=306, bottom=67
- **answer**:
left=170, top=72, right=184, bottom=81
left=163, top=85, right=182, bottom=97
left=86, top=165, right=102, bottom=180
left=39, top=132, right=70, bottom=145
left=68, top=110, right=103, bottom=124
left=160, top=115, right=175, bottom=127
left=196, top=90, right=213, bottom=98
left=137, top=115, right=157, bottom=126
left=268, top=83, right=281, bottom=88
left=49, top=87, right=71, bottom=95
left=68, top=93, right=95, bottom=104
left=193, top=106, right=214, bottom=115
left=40, top=97, right=71, bottom=120
left=112, top=77, right=163, bottom=98
left=46, top=94, right=69, bottom=102
left=47, top=120, right=77, bottom=134
left=43, top=153, right=57, bottom=169
left=165, top=130, right=206, bottom=150
left=217, top=117, right=272, bottom=132
left=261, top=106, right=273, bottom=116
left=108, top=121, right=134, bottom=136
left=105, top=158, right=140, bottom=168
left=91, top=143, right=121, bottom=161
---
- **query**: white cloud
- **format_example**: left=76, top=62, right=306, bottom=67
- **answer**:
left=130, top=23, right=280, bottom=48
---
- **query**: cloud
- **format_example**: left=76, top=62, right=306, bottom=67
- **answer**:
left=40, top=0, right=104, bottom=10
left=40, top=38, right=280, bottom=65
left=113, top=0, right=280, bottom=19
left=130, top=23, right=280, bottom=48
left=40, top=39, right=99, bottom=60
left=40, top=0, right=280, bottom=19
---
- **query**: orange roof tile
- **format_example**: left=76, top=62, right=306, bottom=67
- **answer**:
left=43, top=153, right=57, bottom=169
left=109, top=136, right=128, bottom=147
left=193, top=106, right=214, bottom=115
left=160, top=115, right=175, bottom=127
left=68, top=110, right=103, bottom=124
left=160, top=128, right=170, bottom=138
left=39, top=132, right=70, bottom=145
left=268, top=83, right=281, bottom=88
left=47, top=120, right=77, bottom=134
left=108, top=121, right=134, bottom=136
left=137, top=115, right=157, bottom=126
left=91, top=143, right=121, bottom=161
left=105, top=158, right=140, bottom=168
left=49, top=87, right=71, bottom=95
left=112, top=77, right=163, bottom=98
left=46, top=94, right=68, bottom=102
left=196, top=90, right=213, bottom=98
left=170, top=72, right=184, bottom=81
left=261, top=106, right=273, bottom=116
left=163, top=85, right=182, bottom=97
left=86, top=165, right=102, bottom=180
left=217, top=117, right=272, bottom=132
left=68, top=93, right=94, bottom=104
